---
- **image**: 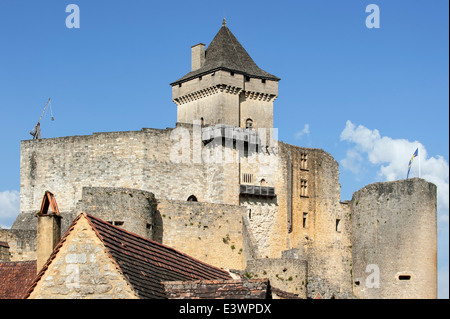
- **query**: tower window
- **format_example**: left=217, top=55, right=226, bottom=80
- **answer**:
left=245, top=76, right=250, bottom=82
left=303, top=213, right=308, bottom=228
left=398, top=275, right=411, bottom=281
left=199, top=76, right=202, bottom=80
left=230, top=71, right=235, bottom=76
left=300, top=179, right=308, bottom=197
left=178, top=83, right=182, bottom=87
left=336, top=219, right=341, bottom=232
left=300, top=153, right=308, bottom=170
left=262, top=79, right=266, bottom=84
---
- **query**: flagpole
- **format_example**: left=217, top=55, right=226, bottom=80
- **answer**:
left=418, top=144, right=421, bottom=178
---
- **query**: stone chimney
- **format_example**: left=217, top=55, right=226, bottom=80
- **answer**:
left=191, top=43, right=205, bottom=71
left=36, top=191, right=62, bottom=272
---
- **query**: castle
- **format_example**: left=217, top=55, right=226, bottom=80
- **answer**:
left=0, top=20, right=437, bottom=299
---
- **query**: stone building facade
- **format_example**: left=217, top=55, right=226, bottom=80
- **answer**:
left=1, top=20, right=437, bottom=299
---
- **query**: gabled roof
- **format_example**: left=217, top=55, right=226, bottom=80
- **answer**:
left=171, top=20, right=280, bottom=85
left=25, top=213, right=232, bottom=299
left=0, top=261, right=36, bottom=299
left=86, top=214, right=232, bottom=298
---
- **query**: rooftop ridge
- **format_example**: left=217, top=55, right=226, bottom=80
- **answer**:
left=171, top=23, right=280, bottom=85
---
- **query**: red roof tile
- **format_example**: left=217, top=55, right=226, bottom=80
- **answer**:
left=0, top=241, right=9, bottom=248
left=25, top=213, right=232, bottom=299
left=0, top=261, right=36, bottom=299
left=85, top=214, right=232, bottom=298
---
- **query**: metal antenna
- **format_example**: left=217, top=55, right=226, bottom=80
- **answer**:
left=30, top=98, right=53, bottom=140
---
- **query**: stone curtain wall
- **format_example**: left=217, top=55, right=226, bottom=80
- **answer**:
left=155, top=199, right=247, bottom=270
left=20, top=128, right=232, bottom=216
left=351, top=178, right=437, bottom=299
left=245, top=258, right=308, bottom=299
left=0, top=229, right=36, bottom=262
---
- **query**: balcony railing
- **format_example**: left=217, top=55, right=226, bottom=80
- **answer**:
left=202, top=124, right=260, bottom=145
left=239, top=185, right=275, bottom=198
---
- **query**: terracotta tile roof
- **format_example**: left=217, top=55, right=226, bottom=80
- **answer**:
left=271, top=287, right=302, bottom=299
left=85, top=214, right=232, bottom=298
left=0, top=261, right=36, bottom=299
left=162, top=278, right=271, bottom=299
left=25, top=213, right=232, bottom=299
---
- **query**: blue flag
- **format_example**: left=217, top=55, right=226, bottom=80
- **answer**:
left=407, top=148, right=419, bottom=179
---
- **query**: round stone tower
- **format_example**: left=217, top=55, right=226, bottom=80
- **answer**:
left=350, top=178, right=437, bottom=299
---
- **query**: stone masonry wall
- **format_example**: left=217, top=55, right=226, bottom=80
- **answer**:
left=19, top=127, right=233, bottom=217
left=0, top=229, right=36, bottom=262
left=276, top=142, right=353, bottom=298
left=351, top=178, right=437, bottom=299
left=27, top=216, right=138, bottom=299
left=245, top=257, right=308, bottom=299
left=75, top=187, right=157, bottom=239
left=155, top=199, right=247, bottom=270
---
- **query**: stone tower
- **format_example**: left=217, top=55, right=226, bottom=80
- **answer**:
left=350, top=178, right=437, bottom=299
left=171, top=19, right=280, bottom=135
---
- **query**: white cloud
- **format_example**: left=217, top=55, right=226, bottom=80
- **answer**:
left=340, top=120, right=450, bottom=299
left=0, top=190, right=20, bottom=228
left=340, top=120, right=449, bottom=213
left=341, top=148, right=364, bottom=174
left=294, top=124, right=310, bottom=140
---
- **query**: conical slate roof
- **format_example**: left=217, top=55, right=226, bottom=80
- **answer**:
left=171, top=20, right=280, bottom=85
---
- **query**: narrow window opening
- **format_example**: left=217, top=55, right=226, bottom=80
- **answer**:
left=187, top=195, right=198, bottom=202
left=230, top=71, right=235, bottom=76
left=245, top=76, right=250, bottom=82
left=114, top=221, right=124, bottom=226
left=354, top=281, right=360, bottom=286
left=146, top=223, right=152, bottom=230
left=398, top=275, right=411, bottom=281
left=200, top=117, right=204, bottom=126
left=178, top=83, right=182, bottom=87
left=199, top=76, right=202, bottom=80
left=262, top=79, right=266, bottom=84
left=303, top=213, right=308, bottom=228
left=248, top=209, right=252, bottom=220
left=336, top=219, right=341, bottom=232
left=242, top=173, right=253, bottom=184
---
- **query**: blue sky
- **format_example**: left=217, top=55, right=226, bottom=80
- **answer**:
left=0, top=0, right=448, bottom=298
